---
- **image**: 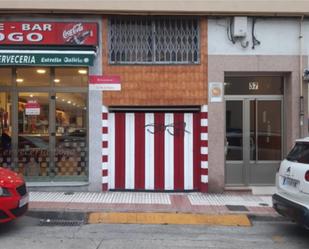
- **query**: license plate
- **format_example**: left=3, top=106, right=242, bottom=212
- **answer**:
left=19, top=194, right=29, bottom=208
left=282, top=177, right=299, bottom=187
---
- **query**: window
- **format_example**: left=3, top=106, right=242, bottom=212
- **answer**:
left=286, top=142, right=309, bottom=164
left=108, top=16, right=200, bottom=64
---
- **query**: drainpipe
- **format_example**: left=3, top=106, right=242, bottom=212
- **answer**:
left=299, top=16, right=304, bottom=138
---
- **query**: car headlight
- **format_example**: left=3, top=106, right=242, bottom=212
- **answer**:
left=0, top=187, right=11, bottom=197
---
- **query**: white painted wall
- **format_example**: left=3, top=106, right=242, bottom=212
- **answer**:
left=208, top=17, right=309, bottom=56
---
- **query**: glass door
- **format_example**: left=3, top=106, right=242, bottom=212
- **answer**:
left=226, top=97, right=282, bottom=186
left=17, top=92, right=50, bottom=179
left=248, top=99, right=282, bottom=184
left=55, top=93, right=88, bottom=179
left=225, top=100, right=244, bottom=184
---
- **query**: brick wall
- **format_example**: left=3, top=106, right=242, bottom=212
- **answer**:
left=102, top=16, right=208, bottom=106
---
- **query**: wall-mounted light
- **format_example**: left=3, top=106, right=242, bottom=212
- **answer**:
left=30, top=94, right=33, bottom=98
left=36, top=69, right=46, bottom=74
left=54, top=79, right=60, bottom=83
left=16, top=78, right=24, bottom=83
left=78, top=69, right=87, bottom=75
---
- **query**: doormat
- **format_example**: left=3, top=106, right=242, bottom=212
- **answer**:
left=226, top=205, right=249, bottom=212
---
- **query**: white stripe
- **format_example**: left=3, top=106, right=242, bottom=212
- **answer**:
left=102, top=148, right=109, bottom=155
left=201, top=147, right=208, bottom=155
left=201, top=161, right=208, bottom=169
left=102, top=106, right=108, bottom=113
left=201, top=118, right=208, bottom=127
left=164, top=113, right=174, bottom=190
left=108, top=113, right=115, bottom=189
left=102, top=134, right=109, bottom=141
left=102, top=176, right=109, bottom=184
left=125, top=113, right=135, bottom=189
left=201, top=133, right=208, bottom=141
left=201, top=175, right=209, bottom=183
left=102, top=162, right=108, bottom=170
left=102, top=120, right=108, bottom=127
left=145, top=113, right=155, bottom=190
left=201, top=105, right=208, bottom=112
left=184, top=113, right=193, bottom=190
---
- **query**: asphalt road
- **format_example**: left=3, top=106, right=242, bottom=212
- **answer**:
left=0, top=215, right=308, bottom=249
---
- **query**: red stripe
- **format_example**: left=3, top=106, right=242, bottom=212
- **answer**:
left=102, top=169, right=108, bottom=176
left=115, top=112, right=126, bottom=189
left=200, top=126, right=208, bottom=133
left=193, top=112, right=201, bottom=190
left=200, top=183, right=208, bottom=192
left=135, top=113, right=145, bottom=190
left=154, top=113, right=165, bottom=190
left=102, top=127, right=108, bottom=134
left=200, top=140, right=208, bottom=147
left=200, top=112, right=208, bottom=119
left=102, top=141, right=108, bottom=148
left=200, top=168, right=208, bottom=176
left=102, top=184, right=108, bottom=191
left=102, top=113, right=108, bottom=120
left=201, top=154, right=208, bottom=161
left=102, top=155, right=108, bottom=163
left=174, top=113, right=184, bottom=190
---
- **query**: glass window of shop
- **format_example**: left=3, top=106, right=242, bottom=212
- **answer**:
left=0, top=67, right=88, bottom=181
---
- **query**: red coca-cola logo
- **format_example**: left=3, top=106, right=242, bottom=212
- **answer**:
left=62, top=23, right=93, bottom=45
left=63, top=23, right=84, bottom=39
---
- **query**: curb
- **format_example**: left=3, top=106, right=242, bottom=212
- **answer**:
left=26, top=210, right=88, bottom=223
left=88, top=212, right=252, bottom=226
left=26, top=209, right=286, bottom=227
left=248, top=214, right=289, bottom=222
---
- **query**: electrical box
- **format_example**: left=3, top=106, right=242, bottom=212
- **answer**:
left=232, top=16, right=247, bottom=37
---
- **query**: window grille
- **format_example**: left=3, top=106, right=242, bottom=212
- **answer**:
left=108, top=16, right=200, bottom=64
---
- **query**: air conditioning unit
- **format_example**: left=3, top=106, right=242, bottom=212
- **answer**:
left=232, top=16, right=247, bottom=38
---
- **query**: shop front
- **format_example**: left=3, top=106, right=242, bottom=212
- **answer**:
left=0, top=21, right=98, bottom=183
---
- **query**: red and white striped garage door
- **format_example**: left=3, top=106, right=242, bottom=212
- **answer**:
left=102, top=108, right=208, bottom=192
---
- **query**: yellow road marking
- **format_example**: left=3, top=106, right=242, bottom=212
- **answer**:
left=88, top=212, right=251, bottom=227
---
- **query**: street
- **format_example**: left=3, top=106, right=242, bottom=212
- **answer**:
left=0, top=216, right=308, bottom=249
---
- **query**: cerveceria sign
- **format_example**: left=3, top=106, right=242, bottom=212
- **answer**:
left=0, top=51, right=94, bottom=66
left=0, top=22, right=98, bottom=46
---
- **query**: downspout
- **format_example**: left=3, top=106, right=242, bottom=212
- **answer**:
left=299, top=16, right=304, bottom=138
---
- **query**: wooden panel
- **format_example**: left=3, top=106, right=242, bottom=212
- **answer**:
left=102, top=17, right=208, bottom=106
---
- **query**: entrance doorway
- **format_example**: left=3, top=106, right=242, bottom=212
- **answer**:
left=0, top=67, right=88, bottom=181
left=225, top=76, right=284, bottom=186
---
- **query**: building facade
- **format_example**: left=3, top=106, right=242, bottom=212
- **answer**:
left=0, top=1, right=308, bottom=193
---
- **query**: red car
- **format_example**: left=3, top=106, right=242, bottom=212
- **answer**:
left=0, top=167, right=28, bottom=223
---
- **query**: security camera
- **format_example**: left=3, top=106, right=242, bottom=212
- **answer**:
left=303, top=69, right=309, bottom=81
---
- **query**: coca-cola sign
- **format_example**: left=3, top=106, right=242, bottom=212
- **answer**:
left=0, top=22, right=98, bottom=46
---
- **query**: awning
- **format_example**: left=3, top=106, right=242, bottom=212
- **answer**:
left=0, top=50, right=96, bottom=66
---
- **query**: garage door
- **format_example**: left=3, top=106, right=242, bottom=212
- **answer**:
left=102, top=111, right=206, bottom=191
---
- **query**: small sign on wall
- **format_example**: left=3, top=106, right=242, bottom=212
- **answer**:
left=209, top=82, right=223, bottom=103
left=25, top=100, right=40, bottom=115
left=89, top=75, right=121, bottom=91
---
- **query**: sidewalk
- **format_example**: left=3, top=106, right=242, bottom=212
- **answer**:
left=27, top=191, right=279, bottom=226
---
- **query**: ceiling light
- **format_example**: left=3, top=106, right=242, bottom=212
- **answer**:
left=78, top=69, right=87, bottom=75
left=36, top=69, right=46, bottom=74
left=54, top=79, right=60, bottom=83
left=16, top=78, right=24, bottom=83
left=67, top=101, right=71, bottom=104
left=30, top=94, right=33, bottom=98
left=62, top=99, right=65, bottom=102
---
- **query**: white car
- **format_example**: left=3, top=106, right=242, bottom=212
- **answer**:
left=273, top=137, right=309, bottom=229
